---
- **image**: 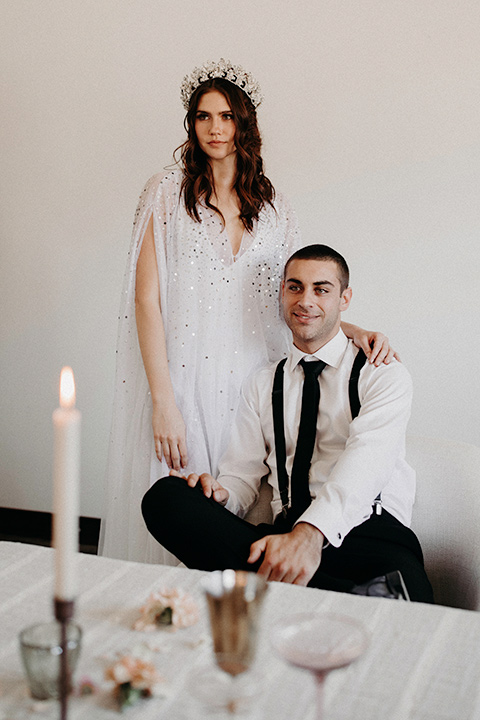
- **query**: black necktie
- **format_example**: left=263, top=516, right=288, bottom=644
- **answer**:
left=290, top=358, right=326, bottom=517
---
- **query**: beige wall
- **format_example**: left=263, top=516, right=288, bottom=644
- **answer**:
left=1, top=1, right=479, bottom=516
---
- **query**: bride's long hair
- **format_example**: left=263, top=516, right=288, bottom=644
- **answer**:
left=177, top=78, right=275, bottom=232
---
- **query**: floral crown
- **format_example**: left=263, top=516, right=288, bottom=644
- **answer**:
left=180, top=59, right=263, bottom=110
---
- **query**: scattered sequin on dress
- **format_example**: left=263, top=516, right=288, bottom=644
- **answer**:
left=99, top=170, right=302, bottom=563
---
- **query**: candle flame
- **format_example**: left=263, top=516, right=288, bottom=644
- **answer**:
left=59, top=366, right=76, bottom=409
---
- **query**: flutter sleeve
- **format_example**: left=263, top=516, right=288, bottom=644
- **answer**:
left=275, top=190, right=303, bottom=258
left=99, top=171, right=182, bottom=562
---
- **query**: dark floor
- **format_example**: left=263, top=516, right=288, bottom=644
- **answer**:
left=0, top=508, right=100, bottom=554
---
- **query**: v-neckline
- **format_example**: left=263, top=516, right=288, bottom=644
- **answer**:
left=199, top=205, right=256, bottom=266
left=229, top=227, right=246, bottom=262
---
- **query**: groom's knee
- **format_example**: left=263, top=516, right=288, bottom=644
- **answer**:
left=141, top=475, right=185, bottom=532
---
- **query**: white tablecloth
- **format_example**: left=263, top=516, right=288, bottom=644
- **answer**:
left=0, top=541, right=479, bottom=719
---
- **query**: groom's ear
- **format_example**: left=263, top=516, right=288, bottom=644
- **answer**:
left=340, top=286, right=352, bottom=312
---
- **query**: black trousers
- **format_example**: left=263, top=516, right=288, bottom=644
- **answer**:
left=142, top=476, right=434, bottom=603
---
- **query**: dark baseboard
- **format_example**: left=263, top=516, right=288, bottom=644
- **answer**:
left=0, top=507, right=100, bottom=554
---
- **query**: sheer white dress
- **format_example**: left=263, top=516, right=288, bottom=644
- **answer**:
left=99, top=170, right=301, bottom=563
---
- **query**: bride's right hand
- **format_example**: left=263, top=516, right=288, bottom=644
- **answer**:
left=152, top=400, right=188, bottom=471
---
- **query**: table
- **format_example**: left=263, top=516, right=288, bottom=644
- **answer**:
left=0, top=541, right=479, bottom=719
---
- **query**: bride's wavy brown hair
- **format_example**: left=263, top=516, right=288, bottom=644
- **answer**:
left=176, top=78, right=275, bottom=232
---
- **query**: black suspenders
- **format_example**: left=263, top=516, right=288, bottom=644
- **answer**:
left=271, top=349, right=382, bottom=520
left=348, top=349, right=368, bottom=419
left=347, top=352, right=382, bottom=513
left=272, top=358, right=289, bottom=517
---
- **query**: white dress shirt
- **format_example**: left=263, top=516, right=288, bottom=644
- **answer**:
left=218, top=329, right=416, bottom=548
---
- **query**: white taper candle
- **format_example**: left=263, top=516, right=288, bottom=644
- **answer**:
left=52, top=367, right=81, bottom=600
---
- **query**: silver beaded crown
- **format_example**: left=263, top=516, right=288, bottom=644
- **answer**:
left=180, top=59, right=263, bottom=110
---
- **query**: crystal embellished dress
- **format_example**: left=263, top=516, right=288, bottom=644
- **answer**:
left=99, top=170, right=301, bottom=563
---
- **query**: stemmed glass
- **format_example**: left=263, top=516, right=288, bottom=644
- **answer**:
left=190, top=570, right=268, bottom=717
left=270, top=612, right=369, bottom=720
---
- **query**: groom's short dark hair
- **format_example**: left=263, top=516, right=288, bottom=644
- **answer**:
left=284, top=244, right=350, bottom=293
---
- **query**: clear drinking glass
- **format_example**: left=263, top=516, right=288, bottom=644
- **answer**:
left=270, top=612, right=369, bottom=720
left=19, top=621, right=82, bottom=700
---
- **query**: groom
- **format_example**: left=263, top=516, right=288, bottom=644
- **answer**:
left=142, top=244, right=433, bottom=602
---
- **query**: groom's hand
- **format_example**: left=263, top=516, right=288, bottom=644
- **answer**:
left=169, top=469, right=229, bottom=505
left=247, top=522, right=324, bottom=586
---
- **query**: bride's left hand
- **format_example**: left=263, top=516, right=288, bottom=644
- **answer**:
left=364, top=331, right=400, bottom=365
left=342, top=322, right=400, bottom=365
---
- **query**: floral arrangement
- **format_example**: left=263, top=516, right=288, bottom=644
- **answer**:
left=71, top=587, right=199, bottom=711
left=105, top=648, right=166, bottom=711
left=133, top=588, right=199, bottom=632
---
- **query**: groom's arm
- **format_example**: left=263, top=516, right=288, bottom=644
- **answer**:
left=169, top=367, right=272, bottom=516
left=216, top=368, right=273, bottom=517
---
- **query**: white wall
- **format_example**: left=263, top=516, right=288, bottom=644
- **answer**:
left=1, top=1, right=479, bottom=517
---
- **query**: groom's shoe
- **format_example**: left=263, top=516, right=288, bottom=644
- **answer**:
left=351, top=570, right=410, bottom=601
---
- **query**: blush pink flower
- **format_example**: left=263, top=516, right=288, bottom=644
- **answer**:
left=133, top=588, right=199, bottom=631
left=106, top=655, right=160, bottom=689
left=105, top=652, right=166, bottom=709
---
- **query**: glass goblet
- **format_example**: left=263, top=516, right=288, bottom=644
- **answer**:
left=270, top=612, right=369, bottom=720
left=190, top=570, right=268, bottom=716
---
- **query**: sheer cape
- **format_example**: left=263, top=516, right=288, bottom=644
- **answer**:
left=99, top=170, right=301, bottom=563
